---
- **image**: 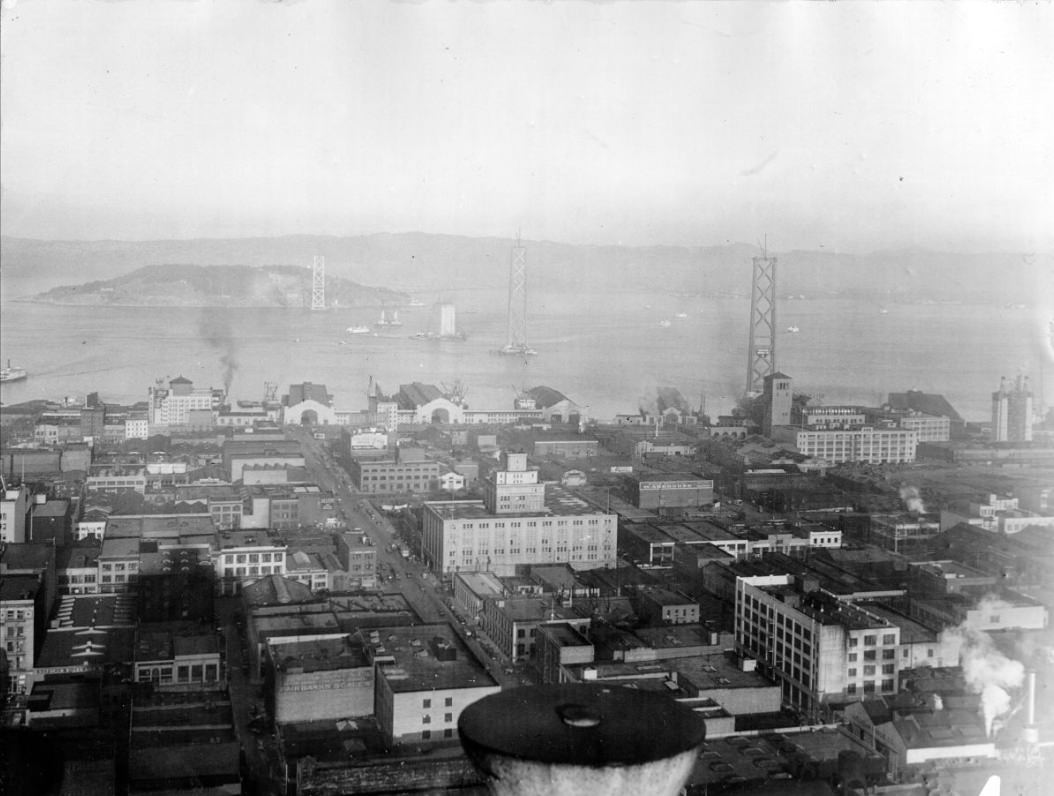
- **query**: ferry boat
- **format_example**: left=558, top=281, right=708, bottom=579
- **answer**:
left=346, top=325, right=371, bottom=335
left=0, top=361, right=28, bottom=383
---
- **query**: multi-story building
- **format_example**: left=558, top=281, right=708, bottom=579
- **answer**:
left=421, top=452, right=617, bottom=578
left=628, top=473, right=714, bottom=511
left=869, top=514, right=941, bottom=555
left=803, top=406, right=868, bottom=430
left=86, top=465, right=147, bottom=494
left=1, top=575, right=45, bottom=697
left=735, top=574, right=901, bottom=713
left=214, top=530, right=287, bottom=595
left=57, top=545, right=101, bottom=595
left=794, top=427, right=917, bottom=464
left=263, top=634, right=373, bottom=725
left=335, top=532, right=377, bottom=590
left=125, top=413, right=150, bottom=440
left=1, top=484, right=30, bottom=543
left=762, top=372, right=793, bottom=437
left=895, top=412, right=950, bottom=443
left=349, top=447, right=440, bottom=494
left=361, top=624, right=501, bottom=748
left=133, top=622, right=225, bottom=688
left=148, top=376, right=219, bottom=428
left=991, top=375, right=1033, bottom=442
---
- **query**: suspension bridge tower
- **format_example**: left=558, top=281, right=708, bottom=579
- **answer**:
left=745, top=244, right=778, bottom=395
left=499, top=233, right=536, bottom=356
left=311, top=255, right=326, bottom=311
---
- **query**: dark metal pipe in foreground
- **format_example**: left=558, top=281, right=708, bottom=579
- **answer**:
left=459, top=684, right=706, bottom=796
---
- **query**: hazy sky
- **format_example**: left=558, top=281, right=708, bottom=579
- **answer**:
left=1, top=1, right=1051, bottom=252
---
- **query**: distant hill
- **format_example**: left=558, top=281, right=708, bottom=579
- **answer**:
left=1, top=234, right=1049, bottom=306
left=27, top=264, right=407, bottom=308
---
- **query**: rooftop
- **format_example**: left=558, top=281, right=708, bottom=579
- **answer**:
left=0, top=574, right=42, bottom=601
left=426, top=484, right=610, bottom=520
left=216, top=530, right=286, bottom=550
left=269, top=635, right=369, bottom=674
left=106, top=514, right=216, bottom=539
left=32, top=499, right=69, bottom=517
left=364, top=623, right=498, bottom=693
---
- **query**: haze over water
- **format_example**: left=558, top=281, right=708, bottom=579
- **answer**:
left=1, top=287, right=1044, bottom=423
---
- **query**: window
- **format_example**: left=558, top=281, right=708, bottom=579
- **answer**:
left=882, top=633, right=896, bottom=645
left=882, top=649, right=895, bottom=660
left=864, top=635, right=876, bottom=646
left=847, top=683, right=857, bottom=695
left=445, top=697, right=453, bottom=707
left=445, top=713, right=453, bottom=723
left=422, top=715, right=431, bottom=724
left=848, top=637, right=858, bottom=648
left=422, top=730, right=431, bottom=740
left=848, top=668, right=857, bottom=677
left=848, top=653, right=857, bottom=662
left=863, top=665, right=876, bottom=676
left=423, top=699, right=431, bottom=708
left=882, top=664, right=895, bottom=675
left=863, top=650, right=876, bottom=662
left=444, top=728, right=453, bottom=739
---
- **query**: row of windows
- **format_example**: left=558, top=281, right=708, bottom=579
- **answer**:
left=223, top=552, right=283, bottom=564
left=224, top=565, right=283, bottom=577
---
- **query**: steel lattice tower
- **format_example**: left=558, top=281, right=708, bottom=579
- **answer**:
left=745, top=250, right=778, bottom=395
left=504, top=234, right=529, bottom=352
left=311, top=256, right=326, bottom=311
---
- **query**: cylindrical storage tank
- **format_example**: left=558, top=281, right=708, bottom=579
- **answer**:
left=458, top=683, right=705, bottom=796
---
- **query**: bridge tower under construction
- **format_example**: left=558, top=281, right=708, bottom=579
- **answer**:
left=311, top=255, right=326, bottom=311
left=745, top=247, right=777, bottom=394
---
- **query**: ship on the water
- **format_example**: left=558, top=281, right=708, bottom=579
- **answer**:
left=375, top=310, right=403, bottom=328
left=346, top=325, right=371, bottom=335
left=0, top=361, right=28, bottom=383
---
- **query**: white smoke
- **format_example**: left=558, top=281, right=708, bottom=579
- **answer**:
left=940, top=596, right=1026, bottom=737
left=899, top=484, right=926, bottom=514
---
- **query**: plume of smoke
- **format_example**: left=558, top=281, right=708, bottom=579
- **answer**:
left=940, top=595, right=1026, bottom=737
left=199, top=310, right=239, bottom=396
left=899, top=484, right=926, bottom=514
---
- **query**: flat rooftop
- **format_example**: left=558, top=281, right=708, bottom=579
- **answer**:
left=426, top=485, right=610, bottom=521
left=633, top=624, right=724, bottom=650
left=106, top=514, right=216, bottom=538
left=216, top=530, right=285, bottom=549
left=537, top=622, right=591, bottom=648
left=50, top=594, right=136, bottom=629
left=622, top=524, right=677, bottom=544
left=365, top=623, right=498, bottom=693
left=0, top=574, right=41, bottom=601
left=269, top=635, right=369, bottom=673
left=455, top=571, right=505, bottom=598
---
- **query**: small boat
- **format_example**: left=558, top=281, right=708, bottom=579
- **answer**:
left=0, top=361, right=28, bottom=383
left=346, top=325, right=371, bottom=335
left=786, top=326, right=800, bottom=333
left=659, top=320, right=672, bottom=328
left=674, top=312, right=688, bottom=319
left=375, top=310, right=403, bottom=328
left=879, top=308, right=889, bottom=315
left=407, top=299, right=426, bottom=308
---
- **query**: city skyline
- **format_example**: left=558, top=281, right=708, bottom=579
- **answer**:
left=1, top=2, right=1052, bottom=254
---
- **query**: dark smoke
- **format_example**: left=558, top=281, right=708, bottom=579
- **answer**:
left=199, top=309, right=239, bottom=396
